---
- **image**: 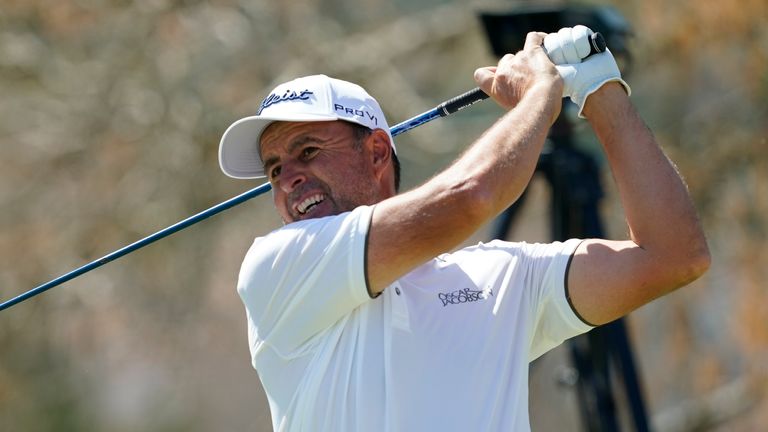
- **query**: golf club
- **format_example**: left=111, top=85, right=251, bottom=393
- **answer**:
left=0, top=88, right=493, bottom=312
left=0, top=32, right=606, bottom=312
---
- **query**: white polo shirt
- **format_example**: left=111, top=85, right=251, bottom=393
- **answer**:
left=237, top=205, right=593, bottom=432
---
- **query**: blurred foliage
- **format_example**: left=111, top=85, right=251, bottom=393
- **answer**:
left=0, top=0, right=766, bottom=431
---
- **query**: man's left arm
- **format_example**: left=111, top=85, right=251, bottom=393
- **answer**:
left=566, top=83, right=710, bottom=326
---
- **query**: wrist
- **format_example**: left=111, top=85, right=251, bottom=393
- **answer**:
left=581, top=82, right=630, bottom=119
left=532, top=75, right=564, bottom=101
left=531, top=79, right=564, bottom=124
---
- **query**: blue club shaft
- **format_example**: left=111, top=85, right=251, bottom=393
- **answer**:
left=0, top=88, right=489, bottom=312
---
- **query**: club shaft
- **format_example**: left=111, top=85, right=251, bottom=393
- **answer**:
left=0, top=183, right=272, bottom=312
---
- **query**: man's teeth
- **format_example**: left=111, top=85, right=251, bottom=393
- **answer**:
left=297, top=194, right=324, bottom=214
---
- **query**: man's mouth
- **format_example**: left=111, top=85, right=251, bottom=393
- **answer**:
left=296, top=194, right=326, bottom=215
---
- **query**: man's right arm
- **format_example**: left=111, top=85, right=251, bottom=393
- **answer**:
left=366, top=32, right=563, bottom=295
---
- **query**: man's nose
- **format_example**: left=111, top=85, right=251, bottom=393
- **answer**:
left=279, top=162, right=307, bottom=193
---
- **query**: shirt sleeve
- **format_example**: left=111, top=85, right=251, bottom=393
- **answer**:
left=525, top=238, right=595, bottom=361
left=237, top=205, right=374, bottom=359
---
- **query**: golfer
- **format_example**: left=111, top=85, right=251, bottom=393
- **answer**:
left=218, top=29, right=709, bottom=431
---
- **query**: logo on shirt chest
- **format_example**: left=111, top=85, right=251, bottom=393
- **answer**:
left=437, top=287, right=494, bottom=307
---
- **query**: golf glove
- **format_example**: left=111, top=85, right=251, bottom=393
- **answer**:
left=545, top=26, right=631, bottom=118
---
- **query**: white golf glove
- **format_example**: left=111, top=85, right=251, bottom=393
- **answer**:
left=545, top=26, right=631, bottom=118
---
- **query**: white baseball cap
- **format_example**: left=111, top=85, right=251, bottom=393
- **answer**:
left=219, top=74, right=395, bottom=179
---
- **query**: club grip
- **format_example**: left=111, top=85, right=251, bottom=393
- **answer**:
left=438, top=87, right=490, bottom=116
left=587, top=32, right=607, bottom=56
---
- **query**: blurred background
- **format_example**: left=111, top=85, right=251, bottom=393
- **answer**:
left=0, top=0, right=765, bottom=430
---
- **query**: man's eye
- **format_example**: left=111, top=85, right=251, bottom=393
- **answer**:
left=302, top=147, right=319, bottom=158
left=269, top=166, right=281, bottom=179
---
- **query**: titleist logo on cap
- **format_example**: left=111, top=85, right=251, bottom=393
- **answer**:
left=257, top=89, right=314, bottom=115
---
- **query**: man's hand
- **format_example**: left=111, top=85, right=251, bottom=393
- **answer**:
left=544, top=25, right=631, bottom=118
left=473, top=32, right=563, bottom=122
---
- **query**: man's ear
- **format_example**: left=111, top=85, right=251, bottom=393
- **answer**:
left=366, top=129, right=396, bottom=195
left=368, top=129, right=392, bottom=177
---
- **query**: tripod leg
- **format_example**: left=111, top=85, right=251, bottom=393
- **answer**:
left=568, top=329, right=620, bottom=431
left=605, top=318, right=651, bottom=431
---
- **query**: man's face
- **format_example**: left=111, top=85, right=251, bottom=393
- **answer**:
left=260, top=120, right=382, bottom=224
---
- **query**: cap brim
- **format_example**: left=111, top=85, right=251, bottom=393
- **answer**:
left=218, top=113, right=338, bottom=179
